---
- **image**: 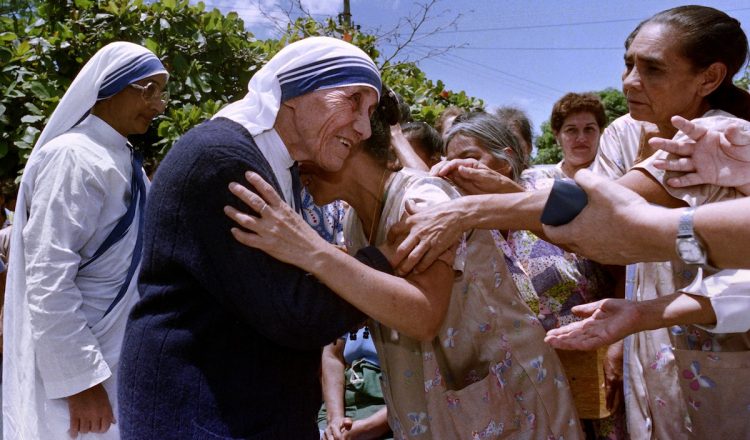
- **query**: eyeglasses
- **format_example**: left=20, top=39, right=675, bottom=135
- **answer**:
left=129, top=82, right=169, bottom=105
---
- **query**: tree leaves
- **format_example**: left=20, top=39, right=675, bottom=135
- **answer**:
left=0, top=0, right=480, bottom=178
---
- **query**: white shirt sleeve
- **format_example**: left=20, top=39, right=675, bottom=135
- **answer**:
left=681, top=269, right=750, bottom=334
left=24, top=145, right=111, bottom=399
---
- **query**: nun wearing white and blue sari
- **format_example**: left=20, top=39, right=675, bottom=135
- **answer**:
left=117, top=36, right=385, bottom=439
left=2, top=42, right=167, bottom=439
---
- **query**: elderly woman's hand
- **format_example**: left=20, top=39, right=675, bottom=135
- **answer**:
left=430, top=158, right=524, bottom=195
left=224, top=171, right=328, bottom=272
left=387, top=198, right=465, bottom=275
left=651, top=115, right=750, bottom=193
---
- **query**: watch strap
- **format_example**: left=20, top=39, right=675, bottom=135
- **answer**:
left=677, top=207, right=697, bottom=238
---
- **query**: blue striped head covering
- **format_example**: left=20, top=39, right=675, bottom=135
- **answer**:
left=213, top=36, right=381, bottom=136
left=97, top=50, right=168, bottom=101
left=277, top=54, right=381, bottom=103
left=33, top=41, right=168, bottom=151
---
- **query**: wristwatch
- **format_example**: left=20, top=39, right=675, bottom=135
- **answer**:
left=675, top=207, right=708, bottom=265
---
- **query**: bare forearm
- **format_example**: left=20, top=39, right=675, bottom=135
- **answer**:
left=694, top=198, right=750, bottom=269
left=458, top=189, right=550, bottom=234
left=392, top=135, right=429, bottom=171
left=625, top=199, right=750, bottom=268
left=351, top=407, right=390, bottom=440
left=634, top=292, right=717, bottom=332
left=321, top=344, right=346, bottom=421
left=626, top=205, right=682, bottom=263
left=307, top=246, right=449, bottom=340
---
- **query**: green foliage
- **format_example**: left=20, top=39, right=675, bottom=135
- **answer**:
left=533, top=88, right=628, bottom=165
left=262, top=17, right=483, bottom=125
left=0, top=0, right=481, bottom=178
left=383, top=62, right=483, bottom=125
left=533, top=121, right=562, bottom=165
left=0, top=0, right=265, bottom=176
left=736, top=64, right=749, bottom=91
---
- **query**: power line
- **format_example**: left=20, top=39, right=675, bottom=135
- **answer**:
left=441, top=50, right=564, bottom=95
left=405, top=46, right=560, bottom=101
left=417, top=6, right=750, bottom=35
left=405, top=44, right=622, bottom=51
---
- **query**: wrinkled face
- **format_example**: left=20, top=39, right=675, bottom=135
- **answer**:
left=554, top=112, right=600, bottom=169
left=622, top=23, right=707, bottom=126
left=446, top=134, right=513, bottom=178
left=112, top=73, right=168, bottom=136
left=290, top=86, right=378, bottom=172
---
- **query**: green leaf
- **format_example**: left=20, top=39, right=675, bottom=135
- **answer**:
left=14, top=126, right=40, bottom=150
left=28, top=81, right=52, bottom=100
left=24, top=102, right=43, bottom=115
left=0, top=32, right=17, bottom=41
left=144, top=38, right=159, bottom=54
left=21, top=114, right=45, bottom=124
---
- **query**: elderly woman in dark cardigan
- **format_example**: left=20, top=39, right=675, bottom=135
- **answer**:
left=117, top=37, right=388, bottom=439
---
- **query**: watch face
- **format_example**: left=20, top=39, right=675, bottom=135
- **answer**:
left=677, top=239, right=704, bottom=264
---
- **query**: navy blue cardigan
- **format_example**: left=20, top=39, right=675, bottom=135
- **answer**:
left=118, top=118, right=388, bottom=439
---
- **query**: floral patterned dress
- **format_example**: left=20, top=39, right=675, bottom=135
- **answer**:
left=509, top=166, right=615, bottom=331
left=628, top=116, right=750, bottom=439
left=344, top=169, right=582, bottom=440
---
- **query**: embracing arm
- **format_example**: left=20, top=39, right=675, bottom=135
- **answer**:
left=162, top=147, right=367, bottom=350
left=226, top=172, right=454, bottom=341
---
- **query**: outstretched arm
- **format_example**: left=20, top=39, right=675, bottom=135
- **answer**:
left=388, top=188, right=549, bottom=274
left=224, top=172, right=454, bottom=341
left=542, top=169, right=679, bottom=265
left=544, top=169, right=750, bottom=269
left=544, top=292, right=716, bottom=351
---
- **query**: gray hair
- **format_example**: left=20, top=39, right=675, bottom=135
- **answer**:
left=445, top=112, right=528, bottom=181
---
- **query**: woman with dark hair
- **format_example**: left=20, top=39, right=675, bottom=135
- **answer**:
left=401, top=121, right=443, bottom=167
left=225, top=96, right=582, bottom=439
left=495, top=106, right=535, bottom=161
left=389, top=5, right=750, bottom=438
left=545, top=92, right=606, bottom=178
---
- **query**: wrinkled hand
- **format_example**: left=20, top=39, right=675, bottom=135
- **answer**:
left=431, top=158, right=524, bottom=195
left=224, top=171, right=328, bottom=271
left=544, top=298, right=641, bottom=351
left=67, top=383, right=115, bottom=438
left=387, top=198, right=464, bottom=275
left=542, top=169, right=660, bottom=265
left=604, top=340, right=624, bottom=413
left=651, top=115, right=750, bottom=191
left=323, top=417, right=353, bottom=440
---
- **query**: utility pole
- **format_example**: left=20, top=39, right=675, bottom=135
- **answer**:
left=339, top=0, right=352, bottom=30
